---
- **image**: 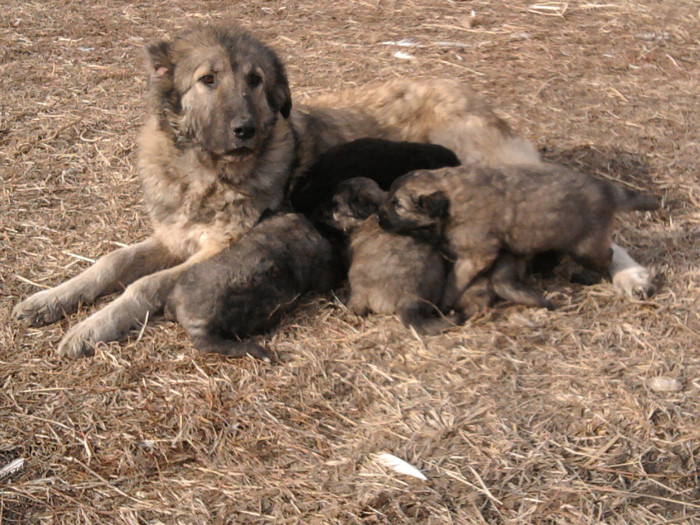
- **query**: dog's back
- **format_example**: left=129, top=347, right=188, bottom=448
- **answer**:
left=167, top=213, right=337, bottom=359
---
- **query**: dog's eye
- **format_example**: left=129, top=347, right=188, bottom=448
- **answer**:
left=199, top=74, right=216, bottom=87
left=392, top=198, right=404, bottom=210
left=247, top=72, right=262, bottom=88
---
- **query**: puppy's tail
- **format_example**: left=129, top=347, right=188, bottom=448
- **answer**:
left=191, top=335, right=272, bottom=362
left=398, top=303, right=463, bottom=335
left=611, top=184, right=661, bottom=212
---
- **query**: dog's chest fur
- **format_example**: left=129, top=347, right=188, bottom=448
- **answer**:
left=138, top=116, right=295, bottom=259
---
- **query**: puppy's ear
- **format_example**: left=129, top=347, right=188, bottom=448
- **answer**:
left=417, top=191, right=449, bottom=218
left=144, top=40, right=173, bottom=80
left=266, top=56, right=292, bottom=119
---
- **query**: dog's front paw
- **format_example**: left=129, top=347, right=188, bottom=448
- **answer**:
left=58, top=324, right=97, bottom=358
left=613, top=266, right=656, bottom=299
left=13, top=291, right=68, bottom=327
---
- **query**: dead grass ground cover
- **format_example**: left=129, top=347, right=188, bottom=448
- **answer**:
left=1, top=1, right=698, bottom=523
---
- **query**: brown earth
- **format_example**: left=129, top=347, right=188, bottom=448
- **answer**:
left=1, top=1, right=699, bottom=523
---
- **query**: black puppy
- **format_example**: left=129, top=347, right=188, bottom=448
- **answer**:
left=290, top=138, right=460, bottom=215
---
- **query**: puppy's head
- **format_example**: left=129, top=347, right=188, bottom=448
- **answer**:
left=144, top=24, right=291, bottom=161
left=317, top=177, right=388, bottom=233
left=378, top=172, right=449, bottom=243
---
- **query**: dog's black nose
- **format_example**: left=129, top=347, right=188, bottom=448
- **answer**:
left=233, top=123, right=256, bottom=140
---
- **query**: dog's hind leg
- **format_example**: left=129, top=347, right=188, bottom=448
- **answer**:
left=609, top=243, right=655, bottom=299
left=190, top=335, right=272, bottom=362
left=13, top=238, right=180, bottom=327
left=490, top=254, right=553, bottom=310
left=57, top=250, right=214, bottom=358
left=442, top=249, right=500, bottom=312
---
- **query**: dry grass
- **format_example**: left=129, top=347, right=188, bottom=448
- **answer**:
left=1, top=1, right=699, bottom=523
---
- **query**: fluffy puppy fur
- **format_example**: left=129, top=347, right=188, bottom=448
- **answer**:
left=166, top=213, right=338, bottom=360
left=290, top=138, right=460, bottom=215
left=320, top=178, right=455, bottom=334
left=378, top=163, right=660, bottom=310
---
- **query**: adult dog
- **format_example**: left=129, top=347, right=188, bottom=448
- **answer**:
left=13, top=24, right=655, bottom=357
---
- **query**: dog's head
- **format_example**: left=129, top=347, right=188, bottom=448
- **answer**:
left=317, top=177, right=388, bottom=233
left=377, top=171, right=449, bottom=243
left=144, top=25, right=291, bottom=161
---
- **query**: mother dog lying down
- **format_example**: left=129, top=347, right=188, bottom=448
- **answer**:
left=13, top=24, right=656, bottom=357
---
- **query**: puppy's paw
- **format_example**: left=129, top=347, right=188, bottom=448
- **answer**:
left=13, top=291, right=67, bottom=327
left=58, top=324, right=97, bottom=358
left=613, top=266, right=656, bottom=299
left=221, top=341, right=273, bottom=363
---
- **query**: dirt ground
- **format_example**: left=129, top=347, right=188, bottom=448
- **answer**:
left=1, top=1, right=699, bottom=523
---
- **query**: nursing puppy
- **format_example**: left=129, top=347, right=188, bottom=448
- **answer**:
left=166, top=213, right=338, bottom=360
left=290, top=138, right=460, bottom=215
left=378, top=163, right=660, bottom=310
left=321, top=178, right=455, bottom=334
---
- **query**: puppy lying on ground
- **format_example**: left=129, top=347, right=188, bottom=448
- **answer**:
left=319, top=178, right=454, bottom=334
left=290, top=138, right=460, bottom=215
left=166, top=213, right=338, bottom=360
left=378, top=163, right=660, bottom=310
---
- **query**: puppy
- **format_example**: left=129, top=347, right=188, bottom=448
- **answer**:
left=166, top=213, right=338, bottom=360
left=320, top=178, right=455, bottom=334
left=290, top=138, right=460, bottom=215
left=378, top=163, right=660, bottom=310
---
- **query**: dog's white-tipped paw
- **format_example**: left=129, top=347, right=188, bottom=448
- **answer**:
left=613, top=266, right=655, bottom=299
left=58, top=325, right=97, bottom=358
left=13, top=291, right=67, bottom=327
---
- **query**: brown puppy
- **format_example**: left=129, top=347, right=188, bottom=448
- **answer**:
left=320, top=178, right=455, bottom=334
left=378, top=163, right=660, bottom=310
left=13, top=24, right=654, bottom=357
left=166, top=213, right=338, bottom=360
left=327, top=177, right=551, bottom=320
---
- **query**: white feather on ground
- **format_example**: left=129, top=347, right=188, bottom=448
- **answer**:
left=374, top=453, right=428, bottom=481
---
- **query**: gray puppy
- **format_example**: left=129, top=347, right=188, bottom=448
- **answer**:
left=378, top=163, right=660, bottom=310
left=166, top=213, right=338, bottom=360
left=321, top=178, right=456, bottom=334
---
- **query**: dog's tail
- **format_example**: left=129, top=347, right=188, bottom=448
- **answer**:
left=611, top=184, right=661, bottom=212
left=398, top=302, right=463, bottom=335
left=191, top=334, right=272, bottom=362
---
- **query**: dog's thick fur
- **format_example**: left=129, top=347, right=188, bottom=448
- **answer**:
left=321, top=178, right=455, bottom=334
left=290, top=138, right=460, bottom=215
left=13, top=24, right=657, bottom=356
left=165, top=213, right=337, bottom=360
left=314, top=147, right=549, bottom=321
left=378, top=164, right=660, bottom=310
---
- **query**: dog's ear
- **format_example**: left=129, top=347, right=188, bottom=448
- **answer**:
left=266, top=56, right=292, bottom=119
left=417, top=191, right=449, bottom=218
left=144, top=40, right=173, bottom=80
